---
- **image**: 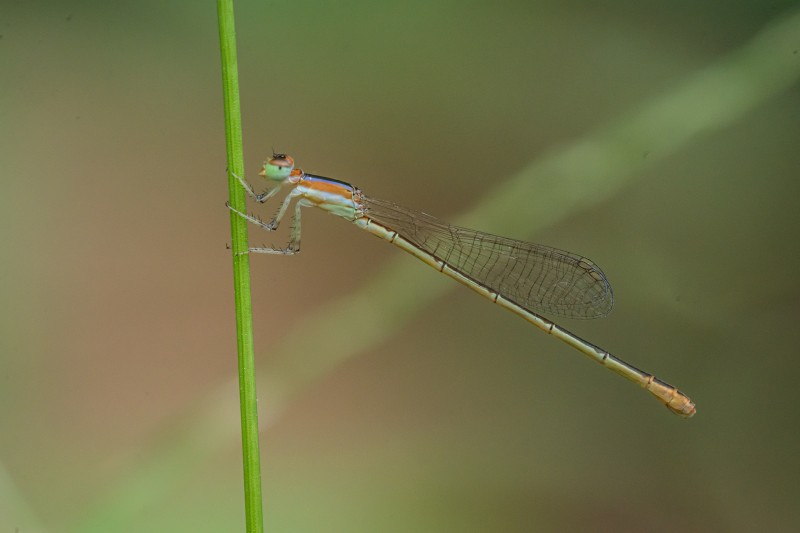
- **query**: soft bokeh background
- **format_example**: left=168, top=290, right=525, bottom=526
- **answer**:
left=2, top=1, right=800, bottom=531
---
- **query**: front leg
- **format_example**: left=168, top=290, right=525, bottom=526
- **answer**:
left=231, top=170, right=281, bottom=203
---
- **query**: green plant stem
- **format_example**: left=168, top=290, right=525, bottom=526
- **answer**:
left=217, top=1, right=264, bottom=532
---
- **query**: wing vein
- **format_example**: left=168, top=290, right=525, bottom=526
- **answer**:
left=362, top=194, right=614, bottom=319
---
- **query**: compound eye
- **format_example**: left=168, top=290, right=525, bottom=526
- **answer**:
left=261, top=154, right=294, bottom=181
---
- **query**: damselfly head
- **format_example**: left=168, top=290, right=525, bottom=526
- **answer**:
left=259, top=154, right=295, bottom=182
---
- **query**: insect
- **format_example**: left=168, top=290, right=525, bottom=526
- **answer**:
left=227, top=154, right=695, bottom=417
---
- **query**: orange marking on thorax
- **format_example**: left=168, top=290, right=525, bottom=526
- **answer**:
left=304, top=179, right=351, bottom=195
left=301, top=178, right=354, bottom=204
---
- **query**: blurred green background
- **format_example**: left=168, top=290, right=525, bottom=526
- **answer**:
left=2, top=1, right=800, bottom=531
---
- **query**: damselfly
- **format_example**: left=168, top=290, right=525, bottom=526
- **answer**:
left=227, top=154, right=695, bottom=417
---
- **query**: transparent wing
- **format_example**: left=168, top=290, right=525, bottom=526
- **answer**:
left=362, top=195, right=613, bottom=319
